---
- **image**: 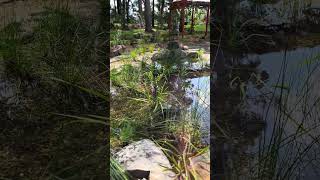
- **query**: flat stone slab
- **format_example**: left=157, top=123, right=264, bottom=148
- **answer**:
left=115, top=139, right=176, bottom=180
left=190, top=151, right=210, bottom=180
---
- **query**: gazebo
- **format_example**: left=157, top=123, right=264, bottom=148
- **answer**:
left=168, top=0, right=210, bottom=38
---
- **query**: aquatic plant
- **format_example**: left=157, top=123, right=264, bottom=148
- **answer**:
left=252, top=52, right=320, bottom=179
left=110, top=61, right=174, bottom=147
left=157, top=137, right=209, bottom=180
left=216, top=49, right=320, bottom=179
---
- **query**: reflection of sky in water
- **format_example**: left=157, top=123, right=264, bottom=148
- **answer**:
left=187, top=76, right=210, bottom=144
left=248, top=46, right=320, bottom=87
left=243, top=45, right=320, bottom=179
left=247, top=46, right=320, bottom=140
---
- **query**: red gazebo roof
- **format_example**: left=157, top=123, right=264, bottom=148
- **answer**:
left=170, top=0, right=210, bottom=10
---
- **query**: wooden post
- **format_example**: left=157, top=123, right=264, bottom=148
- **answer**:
left=205, top=6, right=210, bottom=37
left=152, top=0, right=155, bottom=27
left=191, top=6, right=195, bottom=34
left=180, top=0, right=187, bottom=38
left=180, top=8, right=185, bottom=38
left=169, top=8, right=173, bottom=33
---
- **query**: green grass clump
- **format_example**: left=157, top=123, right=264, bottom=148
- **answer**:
left=32, top=8, right=96, bottom=83
left=111, top=157, right=130, bottom=180
left=110, top=29, right=169, bottom=47
left=110, top=51, right=209, bottom=179
left=0, top=4, right=108, bottom=179
left=0, top=22, right=37, bottom=79
left=0, top=7, right=99, bottom=85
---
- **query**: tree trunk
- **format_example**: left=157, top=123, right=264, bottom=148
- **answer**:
left=138, top=0, right=144, bottom=27
left=152, top=0, right=155, bottom=27
left=205, top=6, right=209, bottom=37
left=180, top=8, right=185, bottom=37
left=190, top=6, right=194, bottom=34
left=121, top=0, right=127, bottom=29
left=215, top=0, right=229, bottom=35
left=168, top=0, right=173, bottom=30
left=126, top=0, right=130, bottom=24
left=160, top=0, right=165, bottom=28
left=117, top=0, right=121, bottom=15
left=114, top=0, right=117, bottom=14
left=179, top=9, right=185, bottom=32
left=144, top=0, right=152, bottom=32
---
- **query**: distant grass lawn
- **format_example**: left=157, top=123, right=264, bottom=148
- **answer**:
left=110, top=27, right=169, bottom=46
left=185, top=24, right=210, bottom=32
left=110, top=23, right=209, bottom=47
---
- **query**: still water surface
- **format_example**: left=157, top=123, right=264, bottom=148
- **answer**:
left=217, top=45, right=320, bottom=179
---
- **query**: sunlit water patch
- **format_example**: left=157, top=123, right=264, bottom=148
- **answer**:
left=186, top=75, right=210, bottom=144
left=238, top=45, right=320, bottom=179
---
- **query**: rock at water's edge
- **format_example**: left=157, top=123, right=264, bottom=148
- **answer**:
left=115, top=139, right=176, bottom=180
left=190, top=151, right=210, bottom=180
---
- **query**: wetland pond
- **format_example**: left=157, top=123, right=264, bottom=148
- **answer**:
left=214, top=45, right=320, bottom=179
left=187, top=75, right=210, bottom=144
left=161, top=59, right=211, bottom=145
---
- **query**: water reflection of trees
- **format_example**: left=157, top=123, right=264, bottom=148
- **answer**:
left=213, top=49, right=269, bottom=179
left=152, top=46, right=211, bottom=146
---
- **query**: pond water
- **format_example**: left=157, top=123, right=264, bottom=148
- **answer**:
left=259, top=46, right=320, bottom=180
left=187, top=75, right=210, bottom=144
left=215, top=45, right=320, bottom=179
left=252, top=45, right=320, bottom=179
left=165, top=67, right=210, bottom=144
left=312, top=0, right=320, bottom=7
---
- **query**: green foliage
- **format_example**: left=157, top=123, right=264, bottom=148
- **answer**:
left=139, top=46, right=147, bottom=54
left=146, top=30, right=168, bottom=43
left=0, top=22, right=22, bottom=60
left=111, top=64, right=141, bottom=88
left=110, top=29, right=168, bottom=47
left=118, top=120, right=136, bottom=144
left=32, top=8, right=96, bottom=83
left=156, top=138, right=208, bottom=179
left=130, top=49, right=138, bottom=61
left=111, top=31, right=124, bottom=46
left=148, top=44, right=155, bottom=53
left=0, top=5, right=107, bottom=179
left=250, top=0, right=278, bottom=4
left=196, top=48, right=205, bottom=58
left=111, top=157, right=130, bottom=180
left=0, top=7, right=100, bottom=86
left=186, top=24, right=209, bottom=33
left=110, top=61, right=173, bottom=147
left=112, top=62, right=169, bottom=111
left=152, top=49, right=188, bottom=70
left=0, top=22, right=36, bottom=79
